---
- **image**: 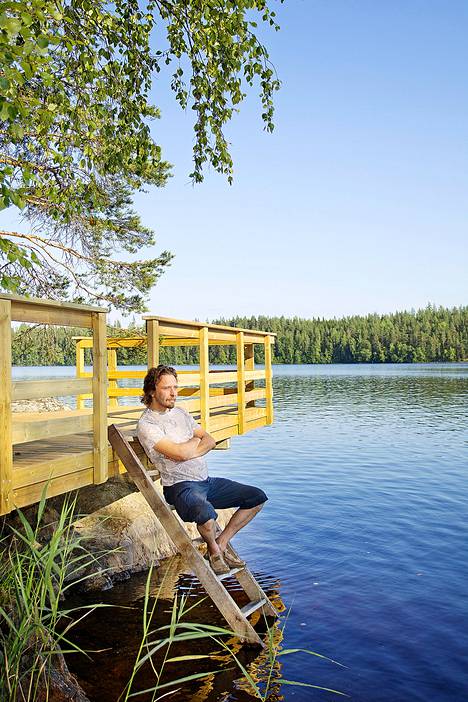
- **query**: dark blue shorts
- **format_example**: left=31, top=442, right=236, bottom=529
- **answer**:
left=163, top=476, right=268, bottom=525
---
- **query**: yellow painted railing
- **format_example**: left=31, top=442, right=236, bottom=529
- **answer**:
left=0, top=293, right=108, bottom=515
left=0, top=297, right=275, bottom=516
left=73, top=315, right=276, bottom=442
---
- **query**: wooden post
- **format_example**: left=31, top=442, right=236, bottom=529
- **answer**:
left=107, top=348, right=119, bottom=408
left=264, top=335, right=274, bottom=425
left=76, top=341, right=86, bottom=409
left=147, top=319, right=160, bottom=368
left=245, top=343, right=255, bottom=408
left=236, top=331, right=246, bottom=434
left=92, top=311, right=108, bottom=483
left=199, top=326, right=210, bottom=431
left=0, top=300, right=12, bottom=515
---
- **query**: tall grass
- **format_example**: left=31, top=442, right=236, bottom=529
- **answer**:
left=0, top=492, right=109, bottom=702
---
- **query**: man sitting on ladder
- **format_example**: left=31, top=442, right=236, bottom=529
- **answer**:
left=137, top=365, right=268, bottom=575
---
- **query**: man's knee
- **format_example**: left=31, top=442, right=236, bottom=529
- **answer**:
left=241, top=486, right=268, bottom=510
left=179, top=495, right=217, bottom=524
left=197, top=518, right=215, bottom=531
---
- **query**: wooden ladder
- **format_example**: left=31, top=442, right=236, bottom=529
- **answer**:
left=108, top=424, right=277, bottom=645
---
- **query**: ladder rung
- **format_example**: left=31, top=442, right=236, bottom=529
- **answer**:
left=240, top=598, right=267, bottom=618
left=217, top=566, right=243, bottom=581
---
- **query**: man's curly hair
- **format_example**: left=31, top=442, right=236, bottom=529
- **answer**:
left=141, top=365, right=177, bottom=407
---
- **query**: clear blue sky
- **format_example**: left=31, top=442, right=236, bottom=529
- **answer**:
left=5, top=1, right=468, bottom=323
left=131, top=0, right=467, bottom=323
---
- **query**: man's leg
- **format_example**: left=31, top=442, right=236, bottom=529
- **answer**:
left=216, top=504, right=264, bottom=552
left=206, top=477, right=268, bottom=559
left=164, top=481, right=230, bottom=574
left=197, top=519, right=231, bottom=574
left=197, top=518, right=221, bottom=556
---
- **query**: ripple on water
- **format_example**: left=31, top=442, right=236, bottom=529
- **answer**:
left=61, top=364, right=468, bottom=702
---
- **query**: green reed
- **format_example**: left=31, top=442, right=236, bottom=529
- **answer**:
left=0, top=490, right=110, bottom=702
left=121, top=570, right=347, bottom=701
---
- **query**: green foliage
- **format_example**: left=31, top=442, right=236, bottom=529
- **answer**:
left=213, top=305, right=468, bottom=365
left=11, top=305, right=468, bottom=367
left=120, top=570, right=344, bottom=701
left=0, top=499, right=342, bottom=701
left=0, top=0, right=281, bottom=311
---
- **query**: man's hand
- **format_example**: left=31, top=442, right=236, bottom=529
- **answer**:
left=192, top=427, right=216, bottom=457
left=154, top=436, right=201, bottom=462
left=153, top=428, right=215, bottom=462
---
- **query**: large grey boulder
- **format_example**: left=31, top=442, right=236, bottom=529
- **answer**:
left=72, top=486, right=235, bottom=591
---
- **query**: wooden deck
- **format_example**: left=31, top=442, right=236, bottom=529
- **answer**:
left=1, top=295, right=275, bottom=516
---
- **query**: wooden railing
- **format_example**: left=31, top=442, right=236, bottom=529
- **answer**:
left=73, top=316, right=275, bottom=443
left=145, top=316, right=275, bottom=442
left=0, top=293, right=108, bottom=516
left=0, top=297, right=275, bottom=515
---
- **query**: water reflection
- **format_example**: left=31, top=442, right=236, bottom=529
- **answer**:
left=66, top=557, right=286, bottom=702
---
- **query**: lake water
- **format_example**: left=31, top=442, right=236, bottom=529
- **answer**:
left=13, top=363, right=468, bottom=701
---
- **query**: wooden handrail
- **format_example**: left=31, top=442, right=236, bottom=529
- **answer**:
left=13, top=378, right=92, bottom=401
left=1, top=306, right=275, bottom=515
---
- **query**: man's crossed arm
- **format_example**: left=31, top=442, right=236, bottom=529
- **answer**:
left=153, top=426, right=216, bottom=463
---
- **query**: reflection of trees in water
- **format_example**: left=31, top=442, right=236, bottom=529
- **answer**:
left=273, top=374, right=468, bottom=417
left=230, top=611, right=285, bottom=702
left=186, top=611, right=285, bottom=702
left=66, top=556, right=287, bottom=702
left=172, top=569, right=286, bottom=702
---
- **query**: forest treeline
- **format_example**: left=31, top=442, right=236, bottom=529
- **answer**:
left=11, top=305, right=467, bottom=366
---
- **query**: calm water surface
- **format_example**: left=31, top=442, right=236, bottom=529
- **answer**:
left=14, top=363, right=468, bottom=701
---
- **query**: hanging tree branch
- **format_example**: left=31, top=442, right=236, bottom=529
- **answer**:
left=0, top=0, right=282, bottom=311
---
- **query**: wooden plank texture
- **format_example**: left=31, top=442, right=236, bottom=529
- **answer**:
left=264, top=335, right=274, bottom=425
left=236, top=332, right=246, bottom=435
left=0, top=300, right=13, bottom=515
left=12, top=411, right=94, bottom=444
left=11, top=303, right=93, bottom=328
left=199, top=326, right=210, bottom=431
left=245, top=343, right=255, bottom=408
left=92, top=312, right=108, bottom=483
left=107, top=348, right=119, bottom=409
left=207, top=371, right=237, bottom=384
left=13, top=468, right=94, bottom=509
left=146, top=319, right=160, bottom=368
left=76, top=342, right=86, bottom=409
left=0, top=292, right=103, bottom=313
left=13, top=378, right=92, bottom=401
left=74, top=337, right=146, bottom=349
left=142, top=315, right=277, bottom=338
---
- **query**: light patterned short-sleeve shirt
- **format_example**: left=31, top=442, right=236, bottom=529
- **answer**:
left=137, top=407, right=208, bottom=486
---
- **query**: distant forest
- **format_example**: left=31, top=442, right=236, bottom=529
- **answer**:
left=11, top=305, right=467, bottom=366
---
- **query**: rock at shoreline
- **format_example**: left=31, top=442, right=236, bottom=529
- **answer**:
left=12, top=397, right=72, bottom=413
left=23, top=648, right=91, bottom=702
left=72, top=487, right=235, bottom=592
